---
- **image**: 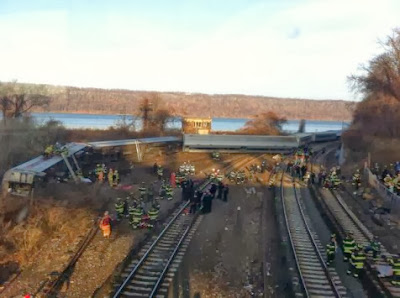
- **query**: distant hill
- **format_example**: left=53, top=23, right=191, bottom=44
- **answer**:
left=34, top=85, right=356, bottom=121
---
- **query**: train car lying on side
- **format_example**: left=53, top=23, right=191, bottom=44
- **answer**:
left=1, top=143, right=88, bottom=197
left=1, top=137, right=181, bottom=198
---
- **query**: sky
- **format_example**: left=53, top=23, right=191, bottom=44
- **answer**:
left=0, top=0, right=399, bottom=100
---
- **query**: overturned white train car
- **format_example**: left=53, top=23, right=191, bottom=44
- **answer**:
left=2, top=143, right=87, bottom=197
left=1, top=136, right=181, bottom=198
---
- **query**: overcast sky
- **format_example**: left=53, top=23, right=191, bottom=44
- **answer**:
left=0, top=0, right=399, bottom=100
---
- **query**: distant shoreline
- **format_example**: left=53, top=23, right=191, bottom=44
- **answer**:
left=32, top=111, right=352, bottom=122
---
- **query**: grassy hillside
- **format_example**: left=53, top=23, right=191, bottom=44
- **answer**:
left=33, top=85, right=356, bottom=120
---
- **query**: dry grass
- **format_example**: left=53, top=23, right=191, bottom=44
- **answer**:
left=1, top=202, right=93, bottom=266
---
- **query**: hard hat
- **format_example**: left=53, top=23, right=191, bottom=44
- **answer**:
left=102, top=164, right=105, bottom=167
left=104, top=211, right=109, bottom=215
left=115, top=170, right=118, bottom=173
left=97, top=164, right=100, bottom=167
left=116, top=197, right=122, bottom=201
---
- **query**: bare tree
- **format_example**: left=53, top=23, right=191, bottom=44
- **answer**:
left=348, top=28, right=400, bottom=101
left=239, top=111, right=286, bottom=135
left=139, top=93, right=175, bottom=134
left=0, top=81, right=51, bottom=124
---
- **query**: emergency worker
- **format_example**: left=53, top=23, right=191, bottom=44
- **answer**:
left=115, top=198, right=125, bottom=220
left=347, top=246, right=366, bottom=278
left=165, top=184, right=174, bottom=200
left=113, top=170, right=120, bottom=186
left=365, top=236, right=381, bottom=261
left=326, top=236, right=337, bottom=265
left=352, top=169, right=361, bottom=194
left=129, top=206, right=143, bottom=229
left=108, top=169, right=114, bottom=187
left=389, top=254, right=400, bottom=286
left=343, top=233, right=356, bottom=261
left=139, top=182, right=147, bottom=199
left=44, top=145, right=54, bottom=157
left=99, top=211, right=112, bottom=238
left=170, top=172, right=176, bottom=188
left=148, top=206, right=159, bottom=222
left=157, top=165, right=163, bottom=180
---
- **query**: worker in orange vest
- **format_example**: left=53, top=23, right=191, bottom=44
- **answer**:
left=99, top=211, right=112, bottom=238
left=170, top=172, right=176, bottom=188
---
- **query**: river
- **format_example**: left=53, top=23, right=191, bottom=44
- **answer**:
left=30, top=112, right=349, bottom=133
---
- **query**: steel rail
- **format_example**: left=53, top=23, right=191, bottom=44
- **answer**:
left=281, top=170, right=344, bottom=297
left=280, top=171, right=309, bottom=297
left=112, top=154, right=264, bottom=297
left=112, top=200, right=191, bottom=298
left=292, top=184, right=342, bottom=298
left=149, top=222, right=192, bottom=297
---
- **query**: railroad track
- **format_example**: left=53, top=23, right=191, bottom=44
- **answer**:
left=321, top=188, right=400, bottom=297
left=280, top=171, right=347, bottom=297
left=313, top=146, right=400, bottom=297
left=112, top=155, right=261, bottom=297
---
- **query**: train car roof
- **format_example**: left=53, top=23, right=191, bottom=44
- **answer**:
left=88, top=136, right=181, bottom=149
left=183, top=134, right=299, bottom=148
left=12, top=143, right=87, bottom=173
left=293, top=133, right=313, bottom=138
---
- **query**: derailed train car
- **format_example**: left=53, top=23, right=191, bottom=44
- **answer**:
left=183, top=134, right=300, bottom=153
left=1, top=137, right=181, bottom=198
left=183, top=131, right=340, bottom=152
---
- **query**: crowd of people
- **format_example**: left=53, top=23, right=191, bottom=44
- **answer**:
left=371, top=162, right=400, bottom=195
left=325, top=232, right=399, bottom=285
left=92, top=163, right=120, bottom=186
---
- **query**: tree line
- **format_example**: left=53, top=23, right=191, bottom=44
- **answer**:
left=344, top=28, right=400, bottom=163
left=14, top=85, right=355, bottom=121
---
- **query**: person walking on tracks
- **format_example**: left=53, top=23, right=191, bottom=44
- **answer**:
left=100, top=211, right=112, bottom=238
left=347, top=245, right=366, bottom=278
left=326, top=235, right=337, bottom=265
left=343, top=232, right=356, bottom=261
